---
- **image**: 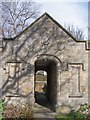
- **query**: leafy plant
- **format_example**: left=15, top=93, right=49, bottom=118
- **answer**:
left=55, top=104, right=90, bottom=120
left=77, top=103, right=90, bottom=115
left=55, top=112, right=90, bottom=120
left=3, top=103, right=33, bottom=118
left=20, top=105, right=33, bottom=118
left=0, top=100, right=3, bottom=120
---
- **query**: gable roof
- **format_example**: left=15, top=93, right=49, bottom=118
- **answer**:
left=3, top=12, right=87, bottom=44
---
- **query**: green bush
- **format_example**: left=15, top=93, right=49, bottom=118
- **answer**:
left=77, top=103, right=90, bottom=115
left=3, top=103, right=33, bottom=118
left=20, top=104, right=33, bottom=118
left=55, top=104, right=90, bottom=120
left=55, top=112, right=90, bottom=120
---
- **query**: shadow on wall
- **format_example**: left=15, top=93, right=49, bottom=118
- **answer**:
left=1, top=15, right=67, bottom=105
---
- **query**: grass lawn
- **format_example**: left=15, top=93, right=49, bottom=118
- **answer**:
left=55, top=104, right=90, bottom=120
left=55, top=112, right=90, bottom=120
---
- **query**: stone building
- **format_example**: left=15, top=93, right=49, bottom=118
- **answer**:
left=0, top=12, right=89, bottom=113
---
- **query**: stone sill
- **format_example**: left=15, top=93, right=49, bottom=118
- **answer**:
left=69, top=93, right=83, bottom=98
left=6, top=95, right=21, bottom=97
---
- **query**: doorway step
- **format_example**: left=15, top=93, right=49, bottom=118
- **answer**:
left=34, top=103, right=56, bottom=119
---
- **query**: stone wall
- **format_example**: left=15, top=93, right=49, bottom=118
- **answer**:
left=0, top=13, right=89, bottom=113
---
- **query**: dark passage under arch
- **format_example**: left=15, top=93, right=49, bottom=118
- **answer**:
left=34, top=58, right=57, bottom=111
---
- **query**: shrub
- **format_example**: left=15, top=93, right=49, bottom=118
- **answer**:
left=20, top=105, right=33, bottom=118
left=3, top=103, right=33, bottom=119
left=77, top=103, right=90, bottom=115
left=55, top=112, right=90, bottom=120
left=55, top=104, right=90, bottom=120
left=0, top=100, right=4, bottom=120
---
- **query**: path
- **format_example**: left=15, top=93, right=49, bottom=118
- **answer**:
left=33, top=92, right=56, bottom=119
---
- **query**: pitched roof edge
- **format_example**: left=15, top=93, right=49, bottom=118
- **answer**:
left=2, top=12, right=89, bottom=50
left=45, top=12, right=78, bottom=42
left=3, top=13, right=47, bottom=41
left=45, top=13, right=88, bottom=44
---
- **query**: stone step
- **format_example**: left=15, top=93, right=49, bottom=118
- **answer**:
left=34, top=112, right=56, bottom=118
left=35, top=103, right=53, bottom=108
left=34, top=109, right=53, bottom=113
left=34, top=104, right=54, bottom=113
left=35, top=104, right=51, bottom=109
left=34, top=103, right=56, bottom=118
left=34, top=107, right=53, bottom=113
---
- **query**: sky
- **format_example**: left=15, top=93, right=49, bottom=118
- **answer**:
left=34, top=1, right=88, bottom=40
left=1, top=0, right=89, bottom=39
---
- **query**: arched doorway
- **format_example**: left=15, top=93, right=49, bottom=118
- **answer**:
left=34, top=55, right=61, bottom=111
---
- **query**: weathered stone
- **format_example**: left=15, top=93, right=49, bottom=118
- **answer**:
left=0, top=13, right=89, bottom=114
left=56, top=105, right=71, bottom=114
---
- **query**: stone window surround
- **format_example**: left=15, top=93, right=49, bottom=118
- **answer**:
left=67, top=63, right=85, bottom=98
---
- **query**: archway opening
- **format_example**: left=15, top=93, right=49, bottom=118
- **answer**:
left=35, top=70, right=47, bottom=93
left=34, top=58, right=57, bottom=111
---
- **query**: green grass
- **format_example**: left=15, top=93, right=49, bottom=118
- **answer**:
left=55, top=112, right=90, bottom=120
left=55, top=104, right=90, bottom=120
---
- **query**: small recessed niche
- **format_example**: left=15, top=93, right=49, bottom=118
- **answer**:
left=3, top=60, right=22, bottom=77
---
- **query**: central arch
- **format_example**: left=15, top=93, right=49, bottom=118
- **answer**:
left=34, top=54, right=61, bottom=111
